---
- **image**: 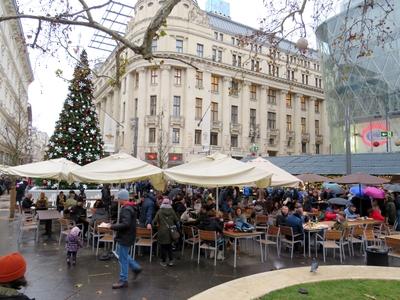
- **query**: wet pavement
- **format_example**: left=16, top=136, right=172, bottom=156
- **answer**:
left=0, top=200, right=398, bottom=300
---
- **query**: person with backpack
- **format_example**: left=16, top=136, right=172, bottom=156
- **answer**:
left=107, top=189, right=142, bottom=289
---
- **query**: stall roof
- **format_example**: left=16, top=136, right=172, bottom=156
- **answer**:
left=242, top=153, right=400, bottom=175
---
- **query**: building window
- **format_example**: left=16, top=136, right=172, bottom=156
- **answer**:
left=268, top=89, right=276, bottom=104
left=286, top=93, right=292, bottom=108
left=301, top=117, right=307, bottom=134
left=315, top=100, right=320, bottom=113
left=150, top=68, right=158, bottom=85
left=230, top=79, right=239, bottom=96
left=231, top=105, right=238, bottom=124
left=150, top=95, right=157, bottom=116
left=231, top=135, right=238, bottom=148
left=211, top=102, right=218, bottom=122
left=302, top=142, right=307, bottom=154
left=176, top=39, right=183, bottom=53
left=195, top=98, right=202, bottom=120
left=301, top=96, right=307, bottom=111
left=268, top=64, right=279, bottom=76
left=250, top=84, right=257, bottom=100
left=211, top=75, right=219, bottom=93
left=286, top=115, right=292, bottom=131
left=149, top=128, right=156, bottom=143
left=315, top=120, right=320, bottom=135
left=302, top=74, right=309, bottom=84
left=196, top=71, right=203, bottom=88
left=250, top=109, right=256, bottom=128
left=219, top=33, right=223, bottom=41
left=319, top=78, right=322, bottom=88
left=195, top=130, right=202, bottom=145
left=197, top=43, right=204, bottom=57
left=267, top=112, right=276, bottom=129
left=316, top=144, right=320, bottom=154
left=151, top=39, right=157, bottom=52
left=231, top=37, right=235, bottom=45
left=217, top=50, right=222, bottom=62
left=238, top=55, right=242, bottom=67
left=210, top=132, right=218, bottom=146
left=251, top=60, right=260, bottom=72
left=122, top=102, right=126, bottom=122
left=172, top=128, right=180, bottom=144
left=214, top=32, right=218, bottom=40
left=212, top=48, right=217, bottom=61
left=174, top=69, right=182, bottom=85
left=135, top=72, right=139, bottom=87
left=232, top=54, right=237, bottom=66
left=173, top=96, right=181, bottom=117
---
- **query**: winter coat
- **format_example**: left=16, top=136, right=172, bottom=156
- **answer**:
left=369, top=209, right=385, bottom=222
left=21, top=198, right=34, bottom=210
left=172, top=201, right=186, bottom=218
left=139, top=196, right=155, bottom=226
left=90, top=208, right=108, bottom=226
left=286, top=213, right=304, bottom=234
left=66, top=233, right=82, bottom=252
left=385, top=200, right=397, bottom=225
left=198, top=216, right=223, bottom=234
left=152, top=207, right=179, bottom=245
left=0, top=286, right=34, bottom=300
left=111, top=204, right=137, bottom=246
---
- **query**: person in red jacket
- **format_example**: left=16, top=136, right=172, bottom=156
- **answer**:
left=369, top=205, right=385, bottom=221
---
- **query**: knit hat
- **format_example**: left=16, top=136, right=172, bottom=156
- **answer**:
left=0, top=252, right=27, bottom=283
left=70, top=226, right=81, bottom=237
left=118, top=189, right=129, bottom=201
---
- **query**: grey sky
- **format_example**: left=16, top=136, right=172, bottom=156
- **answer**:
left=23, top=0, right=321, bottom=135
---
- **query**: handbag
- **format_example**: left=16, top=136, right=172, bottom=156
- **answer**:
left=160, top=214, right=180, bottom=241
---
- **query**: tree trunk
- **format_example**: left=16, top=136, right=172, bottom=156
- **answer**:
left=9, top=185, right=16, bottom=220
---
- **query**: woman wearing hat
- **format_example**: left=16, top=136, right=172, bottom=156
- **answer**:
left=152, top=198, right=179, bottom=267
left=0, top=252, right=34, bottom=299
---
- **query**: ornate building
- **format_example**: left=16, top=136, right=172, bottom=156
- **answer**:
left=0, top=0, right=34, bottom=165
left=93, top=0, right=329, bottom=166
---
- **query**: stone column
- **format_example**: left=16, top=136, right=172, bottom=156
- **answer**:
left=320, top=99, right=330, bottom=154
left=309, top=97, right=317, bottom=154
left=136, top=67, right=147, bottom=160
left=221, top=77, right=231, bottom=152
left=278, top=89, right=288, bottom=155
left=123, top=71, right=135, bottom=154
left=260, top=85, right=268, bottom=155
left=293, top=93, right=302, bottom=154
left=241, top=81, right=250, bottom=154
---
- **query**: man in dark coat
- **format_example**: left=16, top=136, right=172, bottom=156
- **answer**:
left=139, top=191, right=156, bottom=229
left=110, top=189, right=142, bottom=289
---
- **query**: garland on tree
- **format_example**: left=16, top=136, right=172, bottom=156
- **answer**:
left=45, top=50, right=104, bottom=165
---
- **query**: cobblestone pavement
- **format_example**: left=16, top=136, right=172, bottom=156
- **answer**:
left=1, top=207, right=393, bottom=300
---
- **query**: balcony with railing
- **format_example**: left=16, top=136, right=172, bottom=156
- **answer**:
left=211, top=120, right=222, bottom=131
left=145, top=115, right=159, bottom=126
left=169, top=116, right=185, bottom=128
left=301, top=132, right=310, bottom=142
left=316, top=134, right=324, bottom=144
left=230, top=122, right=242, bottom=134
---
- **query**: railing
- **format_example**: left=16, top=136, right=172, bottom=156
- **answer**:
left=28, top=189, right=119, bottom=207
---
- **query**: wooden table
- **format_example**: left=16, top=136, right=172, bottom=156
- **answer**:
left=346, top=219, right=383, bottom=227
left=223, top=230, right=263, bottom=268
left=35, top=210, right=61, bottom=241
left=303, top=222, right=332, bottom=257
left=386, top=234, right=400, bottom=241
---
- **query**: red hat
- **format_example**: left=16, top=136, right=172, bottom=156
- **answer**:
left=0, top=252, right=27, bottom=283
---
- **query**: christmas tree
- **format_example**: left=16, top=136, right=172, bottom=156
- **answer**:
left=46, top=50, right=104, bottom=165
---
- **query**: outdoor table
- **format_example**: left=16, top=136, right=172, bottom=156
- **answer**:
left=35, top=210, right=61, bottom=241
left=346, top=219, right=382, bottom=227
left=223, top=230, right=263, bottom=268
left=303, top=222, right=332, bottom=257
left=385, top=234, right=400, bottom=242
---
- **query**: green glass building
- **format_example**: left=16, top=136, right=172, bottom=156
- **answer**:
left=316, top=0, right=400, bottom=154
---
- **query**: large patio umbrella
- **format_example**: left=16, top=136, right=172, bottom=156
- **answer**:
left=296, top=173, right=330, bottom=183
left=328, top=197, right=349, bottom=206
left=333, top=173, right=390, bottom=185
left=70, top=152, right=165, bottom=191
left=364, top=187, right=385, bottom=199
left=246, top=157, right=302, bottom=187
left=322, top=182, right=344, bottom=195
left=6, top=158, right=80, bottom=182
left=164, top=153, right=272, bottom=210
left=383, top=184, right=400, bottom=193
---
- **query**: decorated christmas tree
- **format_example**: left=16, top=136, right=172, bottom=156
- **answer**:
left=45, top=50, right=104, bottom=165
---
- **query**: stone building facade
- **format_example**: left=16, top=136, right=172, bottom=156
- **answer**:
left=0, top=0, right=34, bottom=165
left=93, top=0, right=329, bottom=166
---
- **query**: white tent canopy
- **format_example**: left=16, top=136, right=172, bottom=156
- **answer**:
left=6, top=158, right=80, bottom=182
left=246, top=157, right=302, bottom=187
left=70, top=153, right=165, bottom=190
left=164, top=153, right=272, bottom=188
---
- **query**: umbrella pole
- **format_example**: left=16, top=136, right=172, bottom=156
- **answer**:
left=359, top=183, right=362, bottom=216
left=216, top=187, right=219, bottom=211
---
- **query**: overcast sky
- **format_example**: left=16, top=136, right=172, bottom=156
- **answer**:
left=21, top=0, right=321, bottom=135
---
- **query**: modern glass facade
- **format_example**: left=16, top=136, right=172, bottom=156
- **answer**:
left=316, top=0, right=400, bottom=154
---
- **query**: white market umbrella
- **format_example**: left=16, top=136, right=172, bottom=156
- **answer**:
left=70, top=152, right=165, bottom=191
left=6, top=158, right=80, bottom=182
left=246, top=157, right=302, bottom=187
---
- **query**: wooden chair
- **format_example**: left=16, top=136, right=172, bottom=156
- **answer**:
left=348, top=226, right=365, bottom=255
left=181, top=225, right=200, bottom=260
left=363, top=228, right=382, bottom=250
left=317, top=229, right=344, bottom=263
left=96, top=227, right=114, bottom=256
left=259, top=225, right=280, bottom=259
left=279, top=226, right=305, bottom=259
left=341, top=227, right=352, bottom=258
left=376, top=223, right=391, bottom=244
left=385, top=237, right=400, bottom=259
left=197, top=230, right=219, bottom=266
left=132, top=227, right=157, bottom=262
left=88, top=219, right=108, bottom=250
left=58, top=218, right=75, bottom=246
left=255, top=215, right=268, bottom=231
